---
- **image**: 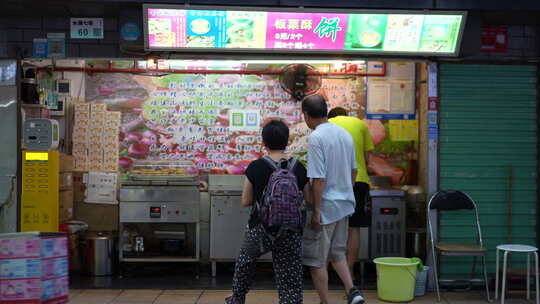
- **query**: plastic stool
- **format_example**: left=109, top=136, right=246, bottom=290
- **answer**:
left=495, top=244, right=539, bottom=304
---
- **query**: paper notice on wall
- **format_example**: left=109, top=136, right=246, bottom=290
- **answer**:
left=389, top=120, right=418, bottom=141
left=390, top=62, right=415, bottom=80
left=84, top=172, right=118, bottom=205
left=367, top=80, right=391, bottom=113
left=228, top=109, right=261, bottom=132
left=390, top=80, right=415, bottom=114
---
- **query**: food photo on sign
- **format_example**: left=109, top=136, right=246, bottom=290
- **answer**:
left=84, top=60, right=418, bottom=186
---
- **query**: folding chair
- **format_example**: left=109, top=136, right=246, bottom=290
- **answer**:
left=427, top=190, right=491, bottom=302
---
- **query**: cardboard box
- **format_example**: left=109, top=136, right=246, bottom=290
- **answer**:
left=73, top=103, right=90, bottom=113
left=40, top=237, right=68, bottom=259
left=0, top=258, right=41, bottom=279
left=72, top=146, right=87, bottom=158
left=59, top=154, right=74, bottom=172
left=73, top=173, right=86, bottom=202
left=41, top=257, right=68, bottom=279
left=103, top=159, right=118, bottom=172
left=74, top=111, right=90, bottom=122
left=59, top=190, right=74, bottom=223
left=103, top=138, right=119, bottom=147
left=74, top=201, right=119, bottom=231
left=105, top=112, right=121, bottom=127
left=72, top=126, right=89, bottom=139
left=74, top=157, right=88, bottom=172
left=0, top=238, right=40, bottom=259
left=0, top=278, right=41, bottom=303
left=91, top=111, right=106, bottom=121
left=41, top=276, right=69, bottom=303
left=88, top=134, right=103, bottom=146
left=59, top=172, right=73, bottom=190
left=0, top=234, right=69, bottom=304
left=88, top=162, right=103, bottom=172
left=89, top=126, right=104, bottom=136
left=88, top=145, right=104, bottom=156
left=103, top=146, right=118, bottom=158
left=90, top=104, right=107, bottom=112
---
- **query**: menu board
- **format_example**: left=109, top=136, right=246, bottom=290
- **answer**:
left=145, top=5, right=466, bottom=56
left=85, top=60, right=418, bottom=185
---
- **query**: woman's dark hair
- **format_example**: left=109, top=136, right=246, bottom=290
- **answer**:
left=328, top=107, right=348, bottom=119
left=262, top=120, right=289, bottom=150
left=301, top=94, right=328, bottom=119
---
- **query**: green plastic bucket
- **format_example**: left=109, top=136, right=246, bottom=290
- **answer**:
left=374, top=257, right=419, bottom=302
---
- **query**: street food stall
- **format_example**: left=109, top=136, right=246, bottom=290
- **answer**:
left=17, top=5, right=467, bottom=280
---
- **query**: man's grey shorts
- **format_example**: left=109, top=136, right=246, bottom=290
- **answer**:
left=302, top=216, right=349, bottom=268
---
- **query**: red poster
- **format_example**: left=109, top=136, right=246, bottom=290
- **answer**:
left=480, top=26, right=508, bottom=53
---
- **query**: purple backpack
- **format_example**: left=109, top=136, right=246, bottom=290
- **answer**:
left=257, top=156, right=306, bottom=238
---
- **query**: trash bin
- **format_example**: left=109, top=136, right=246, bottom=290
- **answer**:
left=374, top=257, right=419, bottom=302
left=414, top=266, right=430, bottom=296
left=81, top=232, right=116, bottom=276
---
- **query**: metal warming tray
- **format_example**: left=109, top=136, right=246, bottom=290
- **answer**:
left=127, top=160, right=198, bottom=182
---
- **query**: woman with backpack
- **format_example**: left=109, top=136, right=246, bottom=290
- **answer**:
left=225, top=120, right=311, bottom=304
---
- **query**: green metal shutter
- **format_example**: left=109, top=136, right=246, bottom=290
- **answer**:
left=439, top=64, right=538, bottom=278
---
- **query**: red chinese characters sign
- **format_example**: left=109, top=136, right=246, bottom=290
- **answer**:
left=480, top=26, right=508, bottom=53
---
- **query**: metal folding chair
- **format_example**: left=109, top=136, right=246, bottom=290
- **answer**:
left=427, top=190, right=491, bottom=302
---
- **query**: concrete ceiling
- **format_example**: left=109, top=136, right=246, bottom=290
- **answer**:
left=1, top=0, right=540, bottom=22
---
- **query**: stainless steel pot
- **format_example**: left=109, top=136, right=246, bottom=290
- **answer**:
left=81, top=232, right=116, bottom=276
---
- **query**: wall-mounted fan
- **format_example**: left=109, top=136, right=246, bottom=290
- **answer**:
left=279, top=64, right=322, bottom=101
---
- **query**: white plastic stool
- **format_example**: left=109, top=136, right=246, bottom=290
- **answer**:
left=495, top=244, right=539, bottom=304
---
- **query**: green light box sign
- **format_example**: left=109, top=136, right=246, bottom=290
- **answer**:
left=143, top=5, right=466, bottom=57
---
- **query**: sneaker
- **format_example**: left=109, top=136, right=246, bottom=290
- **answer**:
left=347, top=287, right=365, bottom=304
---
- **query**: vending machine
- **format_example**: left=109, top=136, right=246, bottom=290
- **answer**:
left=21, top=119, right=60, bottom=232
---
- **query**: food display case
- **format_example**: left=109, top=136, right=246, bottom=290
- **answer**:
left=128, top=160, right=199, bottom=182
left=119, top=160, right=200, bottom=267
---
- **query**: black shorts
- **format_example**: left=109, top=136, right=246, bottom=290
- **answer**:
left=349, top=182, right=371, bottom=228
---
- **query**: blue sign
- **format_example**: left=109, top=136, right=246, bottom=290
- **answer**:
left=47, top=33, right=65, bottom=58
left=428, top=125, right=439, bottom=140
left=120, top=22, right=141, bottom=41
left=32, top=39, right=48, bottom=58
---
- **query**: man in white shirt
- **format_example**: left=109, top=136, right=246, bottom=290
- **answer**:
left=302, top=94, right=365, bottom=304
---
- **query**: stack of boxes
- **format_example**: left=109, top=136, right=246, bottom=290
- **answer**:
left=72, top=103, right=120, bottom=172
left=71, top=102, right=121, bottom=233
left=103, top=111, right=121, bottom=172
left=0, top=233, right=69, bottom=304
left=73, top=103, right=89, bottom=172
left=59, top=154, right=74, bottom=224
left=40, top=236, right=69, bottom=303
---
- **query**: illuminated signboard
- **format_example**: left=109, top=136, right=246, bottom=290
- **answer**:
left=144, top=5, right=467, bottom=56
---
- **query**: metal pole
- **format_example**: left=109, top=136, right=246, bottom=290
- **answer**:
left=426, top=62, right=439, bottom=291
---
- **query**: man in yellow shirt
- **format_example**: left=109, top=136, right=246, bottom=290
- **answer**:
left=328, top=107, right=374, bottom=274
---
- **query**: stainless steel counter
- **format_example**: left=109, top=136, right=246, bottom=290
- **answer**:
left=119, top=180, right=201, bottom=264
left=208, top=174, right=271, bottom=277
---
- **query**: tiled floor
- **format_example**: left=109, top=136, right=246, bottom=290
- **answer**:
left=68, top=289, right=537, bottom=304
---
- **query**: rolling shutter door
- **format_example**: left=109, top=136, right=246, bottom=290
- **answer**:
left=439, top=64, right=537, bottom=278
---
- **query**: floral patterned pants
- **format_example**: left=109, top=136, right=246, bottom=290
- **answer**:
left=227, top=225, right=303, bottom=304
